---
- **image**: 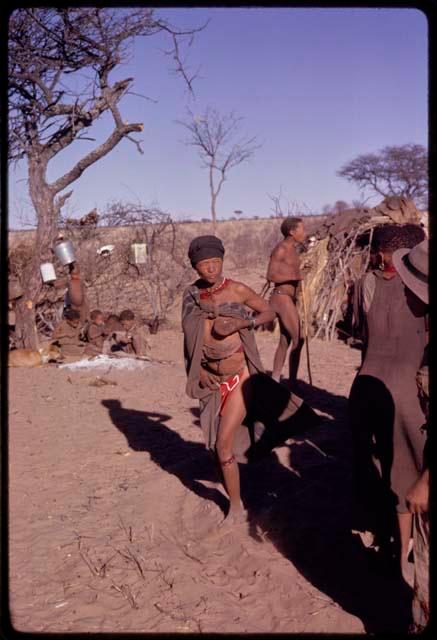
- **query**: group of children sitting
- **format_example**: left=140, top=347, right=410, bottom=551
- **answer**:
left=51, top=308, right=150, bottom=359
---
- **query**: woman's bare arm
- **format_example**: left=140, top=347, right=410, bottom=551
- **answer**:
left=213, top=282, right=276, bottom=337
left=241, top=283, right=276, bottom=327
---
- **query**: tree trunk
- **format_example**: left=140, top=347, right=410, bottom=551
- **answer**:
left=209, top=165, right=217, bottom=235
left=150, top=316, right=160, bottom=334
left=211, top=195, right=217, bottom=235
left=14, top=156, right=59, bottom=349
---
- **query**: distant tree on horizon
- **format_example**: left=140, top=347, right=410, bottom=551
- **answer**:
left=268, top=189, right=312, bottom=218
left=8, top=7, right=203, bottom=348
left=338, top=143, right=428, bottom=209
left=178, top=107, right=260, bottom=234
left=321, top=200, right=351, bottom=215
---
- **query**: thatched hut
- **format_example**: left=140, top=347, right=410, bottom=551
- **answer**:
left=298, top=197, right=422, bottom=341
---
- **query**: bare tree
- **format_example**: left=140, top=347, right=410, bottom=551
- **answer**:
left=333, top=200, right=350, bottom=214
left=337, top=143, right=428, bottom=208
left=178, top=107, right=260, bottom=233
left=321, top=198, right=370, bottom=215
left=8, top=7, right=203, bottom=348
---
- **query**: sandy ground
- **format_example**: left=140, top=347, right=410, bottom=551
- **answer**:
left=8, top=328, right=414, bottom=633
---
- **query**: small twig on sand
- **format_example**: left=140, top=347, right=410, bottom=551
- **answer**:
left=294, top=438, right=336, bottom=461
left=154, top=602, right=193, bottom=624
left=310, top=597, right=340, bottom=616
left=297, top=578, right=339, bottom=611
left=180, top=544, right=205, bottom=565
left=304, top=438, right=329, bottom=457
left=117, top=547, right=145, bottom=580
left=110, top=580, right=139, bottom=609
left=77, top=539, right=113, bottom=577
left=310, top=604, right=330, bottom=616
left=117, top=514, right=133, bottom=542
left=152, top=561, right=174, bottom=591
left=145, top=523, right=155, bottom=544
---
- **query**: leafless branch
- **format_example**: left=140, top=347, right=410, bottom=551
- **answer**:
left=177, top=106, right=261, bottom=229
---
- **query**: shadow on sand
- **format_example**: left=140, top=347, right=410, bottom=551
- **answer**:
left=101, top=399, right=228, bottom=515
left=287, top=378, right=349, bottom=423
left=238, top=375, right=413, bottom=634
left=102, top=384, right=412, bottom=634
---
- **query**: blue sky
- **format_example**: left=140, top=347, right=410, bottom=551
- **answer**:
left=9, top=7, right=428, bottom=228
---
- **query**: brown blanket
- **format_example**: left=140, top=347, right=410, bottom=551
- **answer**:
left=52, top=320, right=86, bottom=357
left=182, top=284, right=318, bottom=463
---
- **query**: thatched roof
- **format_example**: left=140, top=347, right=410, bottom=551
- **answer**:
left=298, top=197, right=422, bottom=341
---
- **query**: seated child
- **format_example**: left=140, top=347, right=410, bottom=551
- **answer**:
left=110, top=309, right=150, bottom=357
left=101, top=313, right=122, bottom=355
left=105, top=313, right=123, bottom=334
left=52, top=308, right=85, bottom=357
left=84, top=309, right=106, bottom=356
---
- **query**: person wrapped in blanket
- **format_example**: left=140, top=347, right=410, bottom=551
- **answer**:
left=182, top=235, right=319, bottom=527
left=392, top=240, right=429, bottom=633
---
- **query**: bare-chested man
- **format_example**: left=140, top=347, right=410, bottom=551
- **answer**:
left=266, top=217, right=306, bottom=385
left=182, top=235, right=312, bottom=527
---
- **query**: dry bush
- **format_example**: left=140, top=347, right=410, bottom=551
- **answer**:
left=8, top=214, right=334, bottom=336
left=8, top=241, right=66, bottom=339
left=225, top=224, right=280, bottom=271
left=79, top=202, right=193, bottom=326
left=8, top=242, right=33, bottom=284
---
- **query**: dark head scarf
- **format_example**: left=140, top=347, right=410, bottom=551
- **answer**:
left=188, top=235, right=225, bottom=267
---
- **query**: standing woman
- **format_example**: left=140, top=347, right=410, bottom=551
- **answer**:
left=349, top=224, right=427, bottom=586
left=182, top=236, right=315, bottom=526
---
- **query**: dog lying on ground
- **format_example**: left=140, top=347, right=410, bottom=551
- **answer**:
left=8, top=344, right=63, bottom=367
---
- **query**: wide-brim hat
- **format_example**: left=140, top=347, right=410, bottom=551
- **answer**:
left=392, top=239, right=428, bottom=304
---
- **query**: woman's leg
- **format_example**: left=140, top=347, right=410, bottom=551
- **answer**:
left=216, top=368, right=251, bottom=523
left=397, top=512, right=414, bottom=587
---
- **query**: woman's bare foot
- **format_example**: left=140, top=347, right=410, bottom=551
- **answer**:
left=219, top=504, right=249, bottom=528
left=200, top=507, right=249, bottom=542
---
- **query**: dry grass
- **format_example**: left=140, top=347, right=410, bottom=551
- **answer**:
left=8, top=216, right=327, bottom=328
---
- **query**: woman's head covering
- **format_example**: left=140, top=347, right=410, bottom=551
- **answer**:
left=392, top=239, right=428, bottom=304
left=188, top=235, right=225, bottom=267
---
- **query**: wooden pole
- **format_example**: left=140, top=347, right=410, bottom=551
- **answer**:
left=301, top=280, right=313, bottom=386
left=260, top=280, right=271, bottom=298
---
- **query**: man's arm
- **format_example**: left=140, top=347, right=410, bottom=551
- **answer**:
left=67, top=263, right=85, bottom=307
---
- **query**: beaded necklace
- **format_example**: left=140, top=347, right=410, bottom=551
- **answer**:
left=199, top=277, right=229, bottom=299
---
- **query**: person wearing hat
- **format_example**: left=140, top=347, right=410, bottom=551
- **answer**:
left=349, top=225, right=428, bottom=588
left=393, top=239, right=429, bottom=632
left=392, top=237, right=429, bottom=310
left=182, top=235, right=319, bottom=528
